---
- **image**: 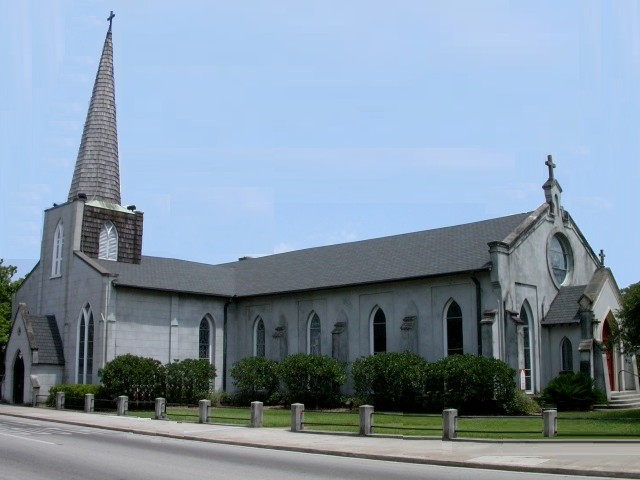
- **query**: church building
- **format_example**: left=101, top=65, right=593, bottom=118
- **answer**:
left=3, top=18, right=638, bottom=405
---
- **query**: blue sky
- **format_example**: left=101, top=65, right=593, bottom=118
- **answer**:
left=1, top=1, right=638, bottom=288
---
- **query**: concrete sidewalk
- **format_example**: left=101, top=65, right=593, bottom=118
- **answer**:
left=1, top=404, right=639, bottom=479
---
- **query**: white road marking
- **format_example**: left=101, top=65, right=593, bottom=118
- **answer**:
left=0, top=431, right=57, bottom=445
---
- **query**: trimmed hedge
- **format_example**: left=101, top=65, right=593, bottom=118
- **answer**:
left=99, top=354, right=165, bottom=403
left=230, top=356, right=280, bottom=404
left=46, top=384, right=103, bottom=407
left=165, top=359, right=215, bottom=405
left=423, top=354, right=517, bottom=414
left=279, top=353, right=346, bottom=408
left=351, top=352, right=428, bottom=411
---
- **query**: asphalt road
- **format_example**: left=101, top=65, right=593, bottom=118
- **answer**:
left=0, top=416, right=619, bottom=480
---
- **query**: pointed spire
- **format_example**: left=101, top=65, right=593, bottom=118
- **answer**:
left=68, top=14, right=121, bottom=204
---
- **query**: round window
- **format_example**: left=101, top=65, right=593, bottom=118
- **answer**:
left=549, top=234, right=571, bottom=285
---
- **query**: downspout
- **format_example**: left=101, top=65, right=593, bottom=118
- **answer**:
left=102, top=277, right=111, bottom=369
left=222, top=296, right=235, bottom=391
left=471, top=274, right=482, bottom=356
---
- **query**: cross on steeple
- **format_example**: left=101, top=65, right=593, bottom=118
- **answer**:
left=545, top=154, right=556, bottom=180
left=108, top=11, right=115, bottom=32
left=599, top=249, right=606, bottom=266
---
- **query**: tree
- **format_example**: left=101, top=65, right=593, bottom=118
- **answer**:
left=617, top=282, right=640, bottom=354
left=0, top=260, right=23, bottom=349
left=1, top=259, right=24, bottom=379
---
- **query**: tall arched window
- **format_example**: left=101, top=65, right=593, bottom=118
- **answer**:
left=254, top=318, right=265, bottom=357
left=561, top=337, right=573, bottom=372
left=99, top=221, right=118, bottom=261
left=371, top=307, right=387, bottom=354
left=521, top=305, right=533, bottom=392
left=77, top=305, right=95, bottom=384
left=52, top=221, right=64, bottom=277
left=446, top=301, right=463, bottom=356
left=199, top=317, right=213, bottom=363
left=308, top=313, right=321, bottom=355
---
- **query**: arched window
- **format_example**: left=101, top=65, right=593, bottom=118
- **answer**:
left=199, top=317, right=213, bottom=363
left=308, top=313, right=321, bottom=355
left=77, top=305, right=95, bottom=384
left=561, top=337, right=573, bottom=372
left=372, top=307, right=387, bottom=354
left=521, top=305, right=533, bottom=392
left=52, top=221, right=64, bottom=277
left=254, top=318, right=265, bottom=357
left=99, top=221, right=118, bottom=260
left=446, top=301, right=463, bottom=356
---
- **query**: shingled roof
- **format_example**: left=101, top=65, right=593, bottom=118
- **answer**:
left=93, top=211, right=533, bottom=297
left=543, top=285, right=586, bottom=325
left=68, top=26, right=120, bottom=204
left=18, top=305, right=65, bottom=365
left=95, top=256, right=236, bottom=297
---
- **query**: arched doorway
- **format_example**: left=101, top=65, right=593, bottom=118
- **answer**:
left=602, top=318, right=615, bottom=391
left=13, top=352, right=24, bottom=404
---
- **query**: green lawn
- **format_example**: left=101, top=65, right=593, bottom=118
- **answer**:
left=130, top=406, right=640, bottom=439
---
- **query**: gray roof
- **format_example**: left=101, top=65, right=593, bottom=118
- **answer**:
left=543, top=285, right=587, bottom=325
left=68, top=28, right=121, bottom=204
left=95, top=211, right=532, bottom=297
left=95, top=256, right=236, bottom=297
left=22, top=311, right=65, bottom=365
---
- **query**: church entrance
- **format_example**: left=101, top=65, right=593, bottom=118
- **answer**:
left=602, top=318, right=615, bottom=391
left=13, top=352, right=24, bottom=404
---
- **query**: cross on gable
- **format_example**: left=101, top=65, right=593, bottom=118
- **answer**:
left=108, top=11, right=115, bottom=32
left=599, top=249, right=606, bottom=266
left=545, top=155, right=556, bottom=180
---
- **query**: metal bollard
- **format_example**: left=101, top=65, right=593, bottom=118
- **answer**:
left=442, top=409, right=458, bottom=440
left=543, top=409, right=557, bottom=437
left=250, top=401, right=263, bottom=428
left=55, top=392, right=65, bottom=410
left=199, top=399, right=211, bottom=424
left=291, top=403, right=304, bottom=432
left=84, top=393, right=95, bottom=413
left=359, top=405, right=374, bottom=436
left=117, top=395, right=128, bottom=416
left=155, top=398, right=166, bottom=420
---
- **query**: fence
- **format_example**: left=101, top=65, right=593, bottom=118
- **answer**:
left=34, top=395, right=640, bottom=439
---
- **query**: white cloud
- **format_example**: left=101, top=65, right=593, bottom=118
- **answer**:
left=273, top=242, right=295, bottom=254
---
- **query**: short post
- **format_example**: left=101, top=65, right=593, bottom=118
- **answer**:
left=199, top=399, right=211, bottom=424
left=155, top=397, right=166, bottom=420
left=291, top=403, right=304, bottom=432
left=117, top=395, right=128, bottom=416
left=55, top=392, right=65, bottom=410
left=84, top=393, right=95, bottom=413
left=250, top=401, right=263, bottom=428
left=442, top=408, right=458, bottom=440
left=359, top=405, right=374, bottom=436
left=543, top=409, right=557, bottom=437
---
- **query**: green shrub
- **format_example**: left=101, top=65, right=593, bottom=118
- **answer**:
left=279, top=354, right=346, bottom=408
left=98, top=354, right=165, bottom=403
left=46, top=384, right=103, bottom=407
left=423, top=354, right=516, bottom=414
left=230, top=356, right=280, bottom=404
left=351, top=352, right=428, bottom=411
left=540, top=372, right=606, bottom=411
left=506, top=389, right=541, bottom=415
left=165, top=359, right=215, bottom=405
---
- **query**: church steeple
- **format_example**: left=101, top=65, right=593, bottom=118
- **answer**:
left=68, top=12, right=121, bottom=204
